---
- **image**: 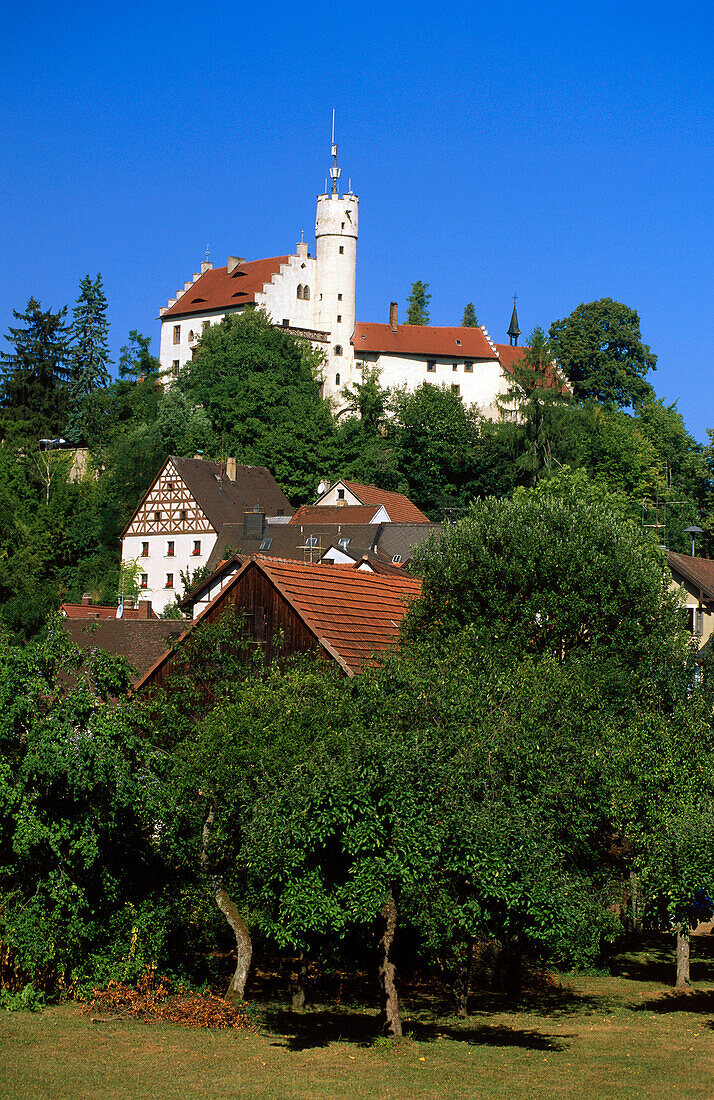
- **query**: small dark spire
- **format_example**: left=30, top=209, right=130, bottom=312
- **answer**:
left=508, top=293, right=520, bottom=347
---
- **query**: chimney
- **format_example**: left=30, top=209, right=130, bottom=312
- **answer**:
left=243, top=511, right=265, bottom=538
left=122, top=599, right=135, bottom=613
left=389, top=301, right=398, bottom=333
left=136, top=600, right=152, bottom=619
left=226, top=456, right=237, bottom=482
left=81, top=594, right=92, bottom=606
left=227, top=256, right=246, bottom=274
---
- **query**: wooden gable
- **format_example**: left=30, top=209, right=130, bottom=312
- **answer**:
left=124, top=458, right=214, bottom=538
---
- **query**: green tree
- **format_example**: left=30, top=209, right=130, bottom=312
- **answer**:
left=549, top=298, right=656, bottom=408
left=335, top=369, right=404, bottom=490
left=390, top=383, right=480, bottom=517
left=461, top=302, right=478, bottom=327
left=65, top=274, right=112, bottom=445
left=179, top=308, right=336, bottom=503
left=0, top=298, right=71, bottom=441
left=406, top=281, right=431, bottom=325
left=118, top=330, right=161, bottom=381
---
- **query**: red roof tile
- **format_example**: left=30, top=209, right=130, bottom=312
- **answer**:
left=251, top=557, right=422, bottom=673
left=493, top=344, right=572, bottom=396
left=493, top=343, right=527, bottom=376
left=161, top=257, right=290, bottom=319
left=289, top=505, right=386, bottom=525
left=352, top=323, right=497, bottom=359
left=339, top=481, right=430, bottom=523
left=668, top=552, right=714, bottom=601
left=60, top=603, right=157, bottom=620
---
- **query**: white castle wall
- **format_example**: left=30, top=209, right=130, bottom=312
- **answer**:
left=354, top=352, right=510, bottom=419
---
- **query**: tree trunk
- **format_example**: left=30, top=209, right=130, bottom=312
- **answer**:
left=201, top=800, right=252, bottom=1003
left=503, top=934, right=522, bottom=1002
left=630, top=871, right=641, bottom=933
left=291, top=951, right=307, bottom=1011
left=377, top=887, right=402, bottom=1037
left=675, top=927, right=690, bottom=990
left=453, top=940, right=473, bottom=1017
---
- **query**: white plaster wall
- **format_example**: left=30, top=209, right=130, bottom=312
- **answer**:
left=317, top=482, right=363, bottom=505
left=122, top=531, right=218, bottom=614
left=256, top=249, right=318, bottom=330
left=159, top=310, right=229, bottom=377
left=352, top=352, right=510, bottom=418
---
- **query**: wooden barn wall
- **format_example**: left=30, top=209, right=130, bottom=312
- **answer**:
left=144, top=565, right=327, bottom=691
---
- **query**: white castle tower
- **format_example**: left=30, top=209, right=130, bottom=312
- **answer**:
left=314, top=112, right=358, bottom=390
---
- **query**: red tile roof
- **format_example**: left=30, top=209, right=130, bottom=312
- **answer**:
left=493, top=343, right=527, bottom=376
left=136, top=556, right=422, bottom=686
left=290, top=505, right=388, bottom=525
left=352, top=323, right=497, bottom=359
left=161, top=257, right=290, bottom=319
left=493, top=344, right=572, bottom=396
left=257, top=557, right=422, bottom=673
left=339, top=481, right=430, bottom=523
left=60, top=602, right=157, bottom=620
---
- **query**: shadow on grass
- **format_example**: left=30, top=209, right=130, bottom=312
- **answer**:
left=633, top=988, right=714, bottom=1015
left=609, top=933, right=714, bottom=986
left=264, top=1008, right=571, bottom=1053
left=404, top=983, right=602, bottom=1022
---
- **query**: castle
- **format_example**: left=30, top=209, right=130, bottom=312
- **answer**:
left=158, top=127, right=527, bottom=416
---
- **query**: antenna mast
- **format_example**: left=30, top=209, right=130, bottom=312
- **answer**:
left=329, top=108, right=341, bottom=195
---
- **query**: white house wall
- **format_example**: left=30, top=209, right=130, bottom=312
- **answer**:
left=123, top=531, right=218, bottom=614
left=354, top=352, right=510, bottom=418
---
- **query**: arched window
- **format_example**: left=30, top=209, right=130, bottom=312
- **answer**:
left=188, top=330, right=194, bottom=341
left=303, top=285, right=310, bottom=300
left=335, top=373, right=341, bottom=385
left=296, top=285, right=303, bottom=299
left=334, top=345, right=343, bottom=356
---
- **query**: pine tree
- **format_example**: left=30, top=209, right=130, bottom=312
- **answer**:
left=0, top=298, right=70, bottom=440
left=461, top=302, right=479, bottom=327
left=66, top=274, right=111, bottom=444
left=406, top=281, right=431, bottom=325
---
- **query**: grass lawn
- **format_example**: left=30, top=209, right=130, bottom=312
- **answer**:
left=2, top=937, right=714, bottom=1099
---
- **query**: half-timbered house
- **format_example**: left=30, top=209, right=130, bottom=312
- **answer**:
left=121, top=456, right=293, bottom=613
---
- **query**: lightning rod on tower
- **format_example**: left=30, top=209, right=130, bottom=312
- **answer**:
left=329, top=108, right=341, bottom=194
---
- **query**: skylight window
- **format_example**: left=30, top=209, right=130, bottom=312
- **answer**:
left=259, top=537, right=273, bottom=551
left=306, top=536, right=318, bottom=548
left=455, top=339, right=462, bottom=346
left=338, top=537, right=350, bottom=550
left=392, top=554, right=402, bottom=564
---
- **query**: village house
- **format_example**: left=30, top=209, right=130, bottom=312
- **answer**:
left=667, top=551, right=714, bottom=652
left=137, top=554, right=422, bottom=691
left=121, top=456, right=293, bottom=614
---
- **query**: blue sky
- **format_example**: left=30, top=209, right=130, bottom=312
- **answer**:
left=2, top=0, right=713, bottom=445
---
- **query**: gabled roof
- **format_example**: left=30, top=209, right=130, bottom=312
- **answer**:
left=668, top=552, right=714, bottom=602
left=124, top=456, right=293, bottom=538
left=375, top=522, right=441, bottom=563
left=161, top=257, right=290, bottom=319
left=332, top=481, right=430, bottom=523
left=137, top=556, right=422, bottom=685
left=352, top=323, right=497, bottom=360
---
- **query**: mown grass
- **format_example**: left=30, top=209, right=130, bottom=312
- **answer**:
left=2, top=937, right=714, bottom=1099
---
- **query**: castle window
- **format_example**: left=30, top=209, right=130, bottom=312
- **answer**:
left=172, top=360, right=179, bottom=377
left=451, top=384, right=460, bottom=395
left=296, top=285, right=303, bottom=299
left=188, top=330, right=194, bottom=341
left=427, top=361, right=436, bottom=373
left=173, top=325, right=180, bottom=344
left=141, top=542, right=149, bottom=556
left=452, top=364, right=458, bottom=371
left=464, top=361, right=473, bottom=373
left=339, top=246, right=344, bottom=254
left=341, top=222, right=345, bottom=229
left=335, top=373, right=341, bottom=385
left=334, top=345, right=343, bottom=356
left=303, top=286, right=310, bottom=300
left=338, top=293, right=342, bottom=301
left=337, top=315, right=342, bottom=323
left=283, top=318, right=289, bottom=328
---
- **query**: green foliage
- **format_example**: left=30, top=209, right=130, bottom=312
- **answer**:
left=179, top=309, right=335, bottom=503
left=461, top=302, right=478, bottom=327
left=0, top=298, right=71, bottom=442
left=65, top=274, right=111, bottom=445
left=406, top=281, right=431, bottom=325
left=549, top=298, right=656, bottom=408
left=0, top=984, right=45, bottom=1012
